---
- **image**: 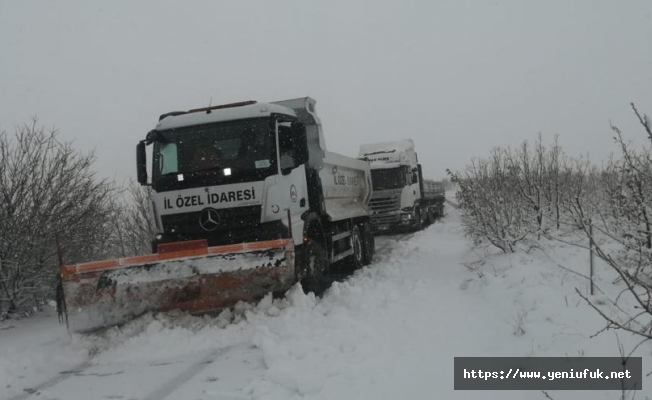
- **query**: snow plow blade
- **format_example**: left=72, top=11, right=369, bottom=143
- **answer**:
left=59, top=239, right=295, bottom=333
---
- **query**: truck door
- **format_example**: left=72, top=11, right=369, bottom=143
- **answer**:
left=276, top=122, right=310, bottom=244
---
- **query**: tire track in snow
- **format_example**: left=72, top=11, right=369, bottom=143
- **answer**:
left=141, top=344, right=243, bottom=400
left=7, top=360, right=94, bottom=400
left=10, top=344, right=244, bottom=400
left=8, top=315, right=174, bottom=400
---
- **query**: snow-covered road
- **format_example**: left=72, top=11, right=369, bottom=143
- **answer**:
left=2, top=206, right=650, bottom=400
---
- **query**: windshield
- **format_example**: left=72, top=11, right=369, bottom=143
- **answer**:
left=370, top=167, right=407, bottom=190
left=152, top=118, right=276, bottom=190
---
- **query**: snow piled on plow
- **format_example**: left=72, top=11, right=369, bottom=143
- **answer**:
left=2, top=204, right=652, bottom=399
left=111, top=250, right=289, bottom=285
left=63, top=247, right=293, bottom=333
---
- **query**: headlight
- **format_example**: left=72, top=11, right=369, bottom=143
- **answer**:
left=401, top=214, right=412, bottom=221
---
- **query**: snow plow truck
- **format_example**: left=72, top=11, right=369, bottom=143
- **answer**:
left=59, top=97, right=375, bottom=333
left=358, top=139, right=445, bottom=232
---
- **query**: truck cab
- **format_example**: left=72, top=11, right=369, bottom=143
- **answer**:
left=138, top=97, right=375, bottom=290
left=359, top=139, right=444, bottom=232
left=138, top=100, right=314, bottom=249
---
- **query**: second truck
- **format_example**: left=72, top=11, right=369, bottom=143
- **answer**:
left=358, top=139, right=445, bottom=233
left=58, top=97, right=375, bottom=333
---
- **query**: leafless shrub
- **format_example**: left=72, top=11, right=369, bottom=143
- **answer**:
left=450, top=105, right=652, bottom=388
left=571, top=105, right=652, bottom=344
left=0, top=119, right=116, bottom=317
left=110, top=181, right=157, bottom=257
left=448, top=149, right=525, bottom=252
left=448, top=134, right=592, bottom=252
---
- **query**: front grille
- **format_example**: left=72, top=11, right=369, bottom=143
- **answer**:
left=161, top=205, right=261, bottom=235
left=371, top=213, right=400, bottom=225
left=369, top=189, right=402, bottom=228
left=369, top=190, right=401, bottom=213
left=369, top=196, right=400, bottom=213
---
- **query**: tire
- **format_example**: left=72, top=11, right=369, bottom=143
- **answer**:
left=413, top=206, right=424, bottom=231
left=301, top=237, right=330, bottom=295
left=347, top=225, right=364, bottom=270
left=426, top=207, right=435, bottom=225
left=361, top=221, right=375, bottom=266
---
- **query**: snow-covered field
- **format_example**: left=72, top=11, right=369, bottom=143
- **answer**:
left=1, top=203, right=650, bottom=400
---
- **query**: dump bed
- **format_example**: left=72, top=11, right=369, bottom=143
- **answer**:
left=319, top=151, right=373, bottom=222
left=422, top=180, right=445, bottom=201
left=274, top=97, right=373, bottom=222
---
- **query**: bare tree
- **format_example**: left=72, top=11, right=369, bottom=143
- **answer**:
left=448, top=148, right=532, bottom=253
left=0, top=119, right=115, bottom=317
left=450, top=130, right=605, bottom=254
left=570, top=104, right=652, bottom=343
left=111, top=181, right=157, bottom=257
left=449, top=105, right=652, bottom=385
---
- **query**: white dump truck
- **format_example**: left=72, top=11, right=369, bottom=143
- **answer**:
left=59, top=97, right=375, bottom=332
left=358, top=139, right=445, bottom=232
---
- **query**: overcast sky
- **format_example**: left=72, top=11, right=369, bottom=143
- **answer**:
left=1, top=0, right=651, bottom=183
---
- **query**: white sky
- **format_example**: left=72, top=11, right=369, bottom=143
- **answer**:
left=1, top=0, right=651, bottom=182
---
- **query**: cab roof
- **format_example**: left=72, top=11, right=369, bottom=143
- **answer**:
left=155, top=100, right=297, bottom=131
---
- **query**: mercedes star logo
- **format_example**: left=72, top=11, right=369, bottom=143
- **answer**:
left=199, top=208, right=220, bottom=232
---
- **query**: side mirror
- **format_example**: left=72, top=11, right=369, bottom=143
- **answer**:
left=136, top=141, right=148, bottom=185
left=292, top=122, right=309, bottom=166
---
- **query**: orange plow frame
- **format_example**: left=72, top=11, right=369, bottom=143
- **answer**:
left=59, top=239, right=296, bottom=333
left=60, top=239, right=292, bottom=278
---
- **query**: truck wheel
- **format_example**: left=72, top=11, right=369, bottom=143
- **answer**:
left=361, top=222, right=374, bottom=266
left=301, top=237, right=330, bottom=295
left=347, top=225, right=364, bottom=270
left=414, top=206, right=425, bottom=231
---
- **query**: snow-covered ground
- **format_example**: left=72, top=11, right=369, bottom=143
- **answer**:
left=1, top=203, right=650, bottom=400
